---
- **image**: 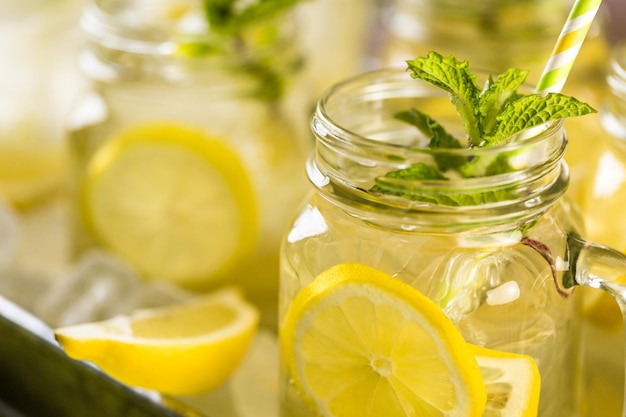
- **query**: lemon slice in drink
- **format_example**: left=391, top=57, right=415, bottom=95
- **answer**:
left=82, top=123, right=257, bottom=287
left=470, top=345, right=541, bottom=417
left=281, top=263, right=487, bottom=417
left=54, top=287, right=259, bottom=395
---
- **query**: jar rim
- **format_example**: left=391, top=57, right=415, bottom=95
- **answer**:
left=309, top=67, right=569, bottom=229
left=314, top=67, right=564, bottom=159
left=81, top=0, right=298, bottom=58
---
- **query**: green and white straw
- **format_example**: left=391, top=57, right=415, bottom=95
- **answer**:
left=535, top=0, right=603, bottom=95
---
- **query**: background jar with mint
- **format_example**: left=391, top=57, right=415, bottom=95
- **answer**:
left=66, top=0, right=312, bottom=329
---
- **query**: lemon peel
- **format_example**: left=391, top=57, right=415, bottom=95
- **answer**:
left=55, top=287, right=259, bottom=395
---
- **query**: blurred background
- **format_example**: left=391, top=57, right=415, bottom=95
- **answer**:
left=605, top=0, right=626, bottom=43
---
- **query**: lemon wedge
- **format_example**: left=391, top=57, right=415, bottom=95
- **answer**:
left=81, top=123, right=257, bottom=288
left=281, top=263, right=487, bottom=417
left=54, top=287, right=259, bottom=395
left=471, top=345, right=541, bottom=417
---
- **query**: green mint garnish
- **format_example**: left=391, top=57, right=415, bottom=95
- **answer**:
left=394, top=108, right=465, bottom=172
left=405, top=52, right=595, bottom=147
left=177, top=0, right=307, bottom=102
left=370, top=51, right=597, bottom=205
left=405, top=52, right=483, bottom=146
left=202, top=0, right=304, bottom=33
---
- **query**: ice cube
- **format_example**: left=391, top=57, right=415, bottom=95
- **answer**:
left=0, top=269, right=50, bottom=312
left=35, top=249, right=142, bottom=327
left=130, top=279, right=193, bottom=310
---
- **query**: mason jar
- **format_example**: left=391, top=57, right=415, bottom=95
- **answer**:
left=66, top=0, right=311, bottom=328
left=278, top=68, right=626, bottom=417
left=0, top=0, right=84, bottom=208
left=371, top=0, right=611, bottom=198
left=294, top=0, right=377, bottom=98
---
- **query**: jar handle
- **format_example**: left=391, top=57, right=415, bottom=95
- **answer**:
left=566, top=233, right=626, bottom=417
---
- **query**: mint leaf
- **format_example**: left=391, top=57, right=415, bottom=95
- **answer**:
left=406, top=52, right=483, bottom=146
left=186, top=0, right=308, bottom=102
left=176, top=40, right=224, bottom=57
left=395, top=109, right=465, bottom=172
left=479, top=68, right=527, bottom=137
left=394, top=109, right=432, bottom=138
left=369, top=51, right=597, bottom=207
left=203, top=0, right=305, bottom=32
left=372, top=163, right=446, bottom=184
left=232, top=0, right=306, bottom=28
left=202, top=0, right=236, bottom=31
left=371, top=163, right=515, bottom=205
left=458, top=152, right=516, bottom=178
left=395, top=109, right=462, bottom=150
left=370, top=163, right=448, bottom=204
left=485, top=93, right=597, bottom=145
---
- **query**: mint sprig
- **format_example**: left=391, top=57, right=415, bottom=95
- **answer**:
left=394, top=108, right=465, bottom=173
left=178, top=0, right=307, bottom=102
left=405, top=52, right=595, bottom=147
left=203, top=0, right=304, bottom=33
left=371, top=51, right=597, bottom=205
left=478, top=68, right=526, bottom=136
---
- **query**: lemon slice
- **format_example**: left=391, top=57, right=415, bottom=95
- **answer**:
left=470, top=345, right=541, bottom=417
left=82, top=123, right=257, bottom=287
left=281, top=263, right=487, bottom=417
left=581, top=275, right=626, bottom=328
left=54, top=287, right=259, bottom=395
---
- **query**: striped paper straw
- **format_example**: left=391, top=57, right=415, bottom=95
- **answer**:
left=535, top=0, right=603, bottom=95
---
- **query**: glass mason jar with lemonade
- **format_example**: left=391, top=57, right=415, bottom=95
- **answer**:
left=279, top=54, right=626, bottom=417
left=66, top=0, right=311, bottom=328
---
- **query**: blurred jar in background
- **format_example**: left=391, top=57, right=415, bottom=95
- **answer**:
left=578, top=43, right=626, bottom=250
left=0, top=0, right=86, bottom=282
left=371, top=0, right=610, bottom=198
left=66, top=0, right=311, bottom=328
left=0, top=0, right=85, bottom=208
left=604, top=0, right=626, bottom=44
left=293, top=0, right=378, bottom=98
left=574, top=43, right=626, bottom=417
